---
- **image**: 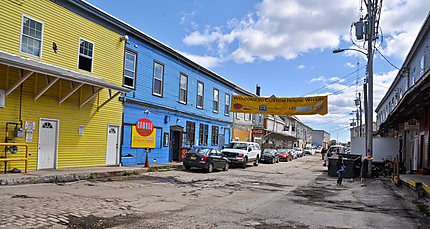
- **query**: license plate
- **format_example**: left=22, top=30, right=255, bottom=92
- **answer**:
left=190, top=156, right=196, bottom=160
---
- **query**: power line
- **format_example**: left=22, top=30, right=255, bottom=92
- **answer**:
left=303, top=65, right=367, bottom=96
left=375, top=48, right=400, bottom=70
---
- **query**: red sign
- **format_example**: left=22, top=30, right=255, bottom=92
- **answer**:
left=181, top=148, right=191, bottom=160
left=252, top=129, right=264, bottom=135
left=135, top=118, right=154, bottom=137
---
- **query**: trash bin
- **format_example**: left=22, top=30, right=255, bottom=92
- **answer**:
left=327, top=154, right=362, bottom=178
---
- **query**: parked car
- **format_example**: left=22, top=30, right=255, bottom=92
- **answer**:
left=183, top=147, right=229, bottom=173
left=294, top=147, right=304, bottom=157
left=315, top=147, right=322, bottom=154
left=290, top=149, right=299, bottom=159
left=221, top=141, right=261, bottom=168
left=324, top=145, right=346, bottom=167
left=304, top=147, right=315, bottom=155
left=278, top=149, right=293, bottom=161
left=260, top=148, right=280, bottom=163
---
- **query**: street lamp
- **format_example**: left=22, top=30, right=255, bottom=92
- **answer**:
left=333, top=46, right=373, bottom=163
left=332, top=48, right=367, bottom=56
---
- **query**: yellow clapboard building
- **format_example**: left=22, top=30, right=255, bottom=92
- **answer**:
left=0, top=0, right=131, bottom=171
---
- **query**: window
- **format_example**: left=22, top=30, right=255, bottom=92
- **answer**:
left=78, top=38, right=94, bottom=72
left=225, top=94, right=230, bottom=116
left=186, top=121, right=195, bottom=145
left=292, top=122, right=296, bottom=131
left=420, top=56, right=425, bottom=77
left=412, top=67, right=416, bottom=85
left=199, top=123, right=209, bottom=145
left=163, top=132, right=169, bottom=147
left=123, top=50, right=137, bottom=89
left=244, top=113, right=250, bottom=121
left=197, top=81, right=204, bottom=109
left=179, top=73, right=188, bottom=104
left=212, top=126, right=219, bottom=145
left=213, top=89, right=219, bottom=113
left=153, top=61, right=164, bottom=96
left=20, top=15, right=44, bottom=58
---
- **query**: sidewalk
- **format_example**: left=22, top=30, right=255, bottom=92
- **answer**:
left=0, top=162, right=183, bottom=185
left=399, top=174, right=430, bottom=197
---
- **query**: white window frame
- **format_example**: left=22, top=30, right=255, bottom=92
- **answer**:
left=123, top=50, right=137, bottom=89
left=225, top=93, right=230, bottom=116
left=20, top=14, right=44, bottom=58
left=197, top=81, right=204, bottom=109
left=77, top=38, right=94, bottom=73
left=152, top=61, right=164, bottom=97
left=179, top=73, right=188, bottom=104
left=213, top=88, right=219, bottom=113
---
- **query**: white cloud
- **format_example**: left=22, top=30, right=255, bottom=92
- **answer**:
left=178, top=51, right=224, bottom=68
left=345, top=62, right=355, bottom=68
left=309, top=76, right=326, bottom=82
left=298, top=64, right=305, bottom=69
left=182, top=0, right=429, bottom=64
left=183, top=0, right=358, bottom=64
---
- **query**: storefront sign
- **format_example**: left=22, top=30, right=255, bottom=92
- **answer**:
left=230, top=95, right=328, bottom=115
left=135, top=118, right=154, bottom=136
left=252, top=129, right=264, bottom=135
left=25, top=121, right=35, bottom=130
left=132, top=118, right=156, bottom=148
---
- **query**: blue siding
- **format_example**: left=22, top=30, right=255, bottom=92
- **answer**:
left=121, top=36, right=234, bottom=166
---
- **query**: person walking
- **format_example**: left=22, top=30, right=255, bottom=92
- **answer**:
left=321, top=147, right=327, bottom=160
left=336, top=155, right=345, bottom=186
left=361, top=155, right=373, bottom=187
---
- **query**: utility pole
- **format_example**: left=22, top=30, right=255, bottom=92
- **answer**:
left=366, top=0, right=375, bottom=161
left=358, top=92, right=363, bottom=137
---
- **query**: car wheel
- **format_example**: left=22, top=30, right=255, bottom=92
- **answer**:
left=277, top=157, right=280, bottom=163
left=242, top=158, right=248, bottom=168
left=223, top=162, right=229, bottom=171
left=271, top=158, right=275, bottom=164
left=253, top=157, right=259, bottom=166
left=184, top=165, right=191, bottom=170
left=206, top=163, right=213, bottom=173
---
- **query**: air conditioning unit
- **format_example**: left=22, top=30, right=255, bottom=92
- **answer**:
left=0, top=90, right=5, bottom=108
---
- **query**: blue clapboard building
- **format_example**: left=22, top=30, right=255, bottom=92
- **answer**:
left=120, top=33, right=254, bottom=166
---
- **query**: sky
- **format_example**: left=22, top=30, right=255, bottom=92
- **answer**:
left=86, top=0, right=430, bottom=143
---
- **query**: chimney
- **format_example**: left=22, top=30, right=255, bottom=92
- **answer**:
left=256, top=84, right=261, bottom=96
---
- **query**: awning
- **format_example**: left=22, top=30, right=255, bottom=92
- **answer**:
left=378, top=69, right=430, bottom=132
left=263, top=130, right=298, bottom=141
left=0, top=51, right=131, bottom=110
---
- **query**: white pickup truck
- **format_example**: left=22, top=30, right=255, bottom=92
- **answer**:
left=221, top=141, right=261, bottom=168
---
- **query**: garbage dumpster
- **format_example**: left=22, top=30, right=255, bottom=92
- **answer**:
left=327, top=154, right=362, bottom=178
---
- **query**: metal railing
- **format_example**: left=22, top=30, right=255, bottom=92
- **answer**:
left=0, top=143, right=29, bottom=173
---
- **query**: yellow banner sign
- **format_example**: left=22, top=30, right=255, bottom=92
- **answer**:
left=230, top=95, right=328, bottom=115
left=131, top=126, right=157, bottom=148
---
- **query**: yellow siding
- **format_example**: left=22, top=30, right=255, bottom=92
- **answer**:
left=0, top=0, right=125, bottom=170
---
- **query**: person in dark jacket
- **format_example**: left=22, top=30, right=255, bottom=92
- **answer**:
left=361, top=155, right=372, bottom=187
left=336, top=155, right=345, bottom=186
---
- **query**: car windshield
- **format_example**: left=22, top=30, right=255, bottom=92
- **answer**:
left=226, top=143, right=248, bottom=150
left=305, top=147, right=311, bottom=150
left=263, top=149, right=276, bottom=154
left=278, top=149, right=287, bottom=153
left=189, top=148, right=210, bottom=155
left=328, top=147, right=341, bottom=154
left=294, top=148, right=301, bottom=151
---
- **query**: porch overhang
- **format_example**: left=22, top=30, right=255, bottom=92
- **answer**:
left=378, top=69, right=430, bottom=133
left=0, top=51, right=131, bottom=109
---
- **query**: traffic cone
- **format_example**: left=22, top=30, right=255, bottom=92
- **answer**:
left=145, top=152, right=149, bottom=167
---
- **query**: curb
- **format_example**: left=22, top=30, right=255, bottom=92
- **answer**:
left=0, top=165, right=182, bottom=185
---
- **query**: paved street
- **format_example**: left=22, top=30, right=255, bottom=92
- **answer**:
left=0, top=154, right=428, bottom=229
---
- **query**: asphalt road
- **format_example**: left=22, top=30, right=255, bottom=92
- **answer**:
left=0, top=154, right=428, bottom=229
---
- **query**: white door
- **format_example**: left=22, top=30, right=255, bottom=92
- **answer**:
left=413, top=137, right=418, bottom=171
left=106, top=125, right=120, bottom=166
left=38, top=119, right=58, bottom=169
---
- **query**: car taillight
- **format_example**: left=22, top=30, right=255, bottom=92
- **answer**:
left=201, top=155, right=207, bottom=161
